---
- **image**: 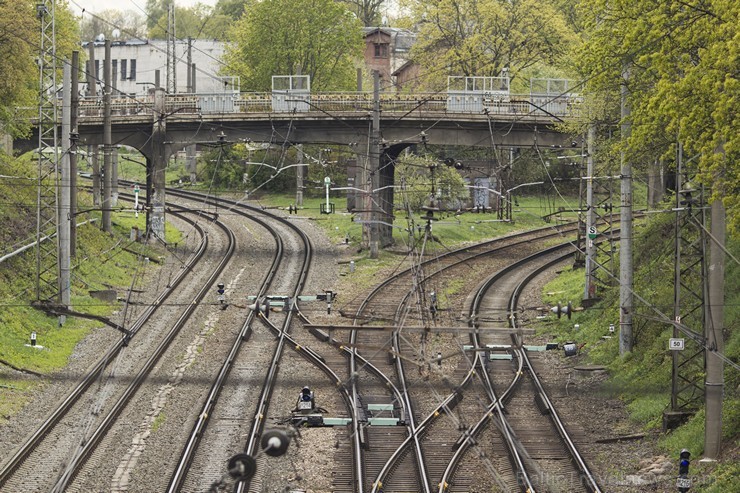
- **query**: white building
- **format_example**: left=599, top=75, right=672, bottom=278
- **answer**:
left=82, top=39, right=236, bottom=96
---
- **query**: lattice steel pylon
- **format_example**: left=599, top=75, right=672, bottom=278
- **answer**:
left=670, top=149, right=706, bottom=417
left=166, top=2, right=176, bottom=93
left=35, top=0, right=60, bottom=303
left=582, top=127, right=617, bottom=304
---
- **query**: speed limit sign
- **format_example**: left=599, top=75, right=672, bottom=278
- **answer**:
left=669, top=338, right=685, bottom=351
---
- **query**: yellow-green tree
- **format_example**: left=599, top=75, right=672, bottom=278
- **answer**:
left=148, top=5, right=232, bottom=40
left=223, top=0, right=364, bottom=92
left=0, top=1, right=79, bottom=138
left=578, top=0, right=739, bottom=231
left=406, top=0, right=577, bottom=90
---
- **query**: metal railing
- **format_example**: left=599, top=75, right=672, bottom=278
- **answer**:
left=75, top=91, right=581, bottom=119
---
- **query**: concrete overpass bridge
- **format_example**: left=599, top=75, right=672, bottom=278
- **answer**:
left=26, top=78, right=581, bottom=247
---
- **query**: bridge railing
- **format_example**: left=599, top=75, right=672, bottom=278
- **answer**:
left=74, top=91, right=581, bottom=119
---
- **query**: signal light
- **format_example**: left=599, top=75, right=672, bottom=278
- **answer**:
left=679, top=448, right=690, bottom=475
left=217, top=283, right=226, bottom=306
left=678, top=449, right=691, bottom=492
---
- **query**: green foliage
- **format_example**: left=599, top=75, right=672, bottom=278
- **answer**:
left=215, top=0, right=254, bottom=20
left=339, top=0, right=387, bottom=26
left=0, top=151, right=173, bottom=421
left=0, top=1, right=78, bottom=137
left=577, top=0, right=740, bottom=233
left=148, top=5, right=232, bottom=40
left=223, top=0, right=364, bottom=91
left=394, top=153, right=468, bottom=210
left=406, top=0, right=578, bottom=90
left=702, top=460, right=740, bottom=493
left=79, top=8, right=147, bottom=42
left=539, top=206, right=739, bottom=487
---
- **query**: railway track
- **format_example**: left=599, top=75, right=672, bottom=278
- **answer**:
left=345, top=222, right=586, bottom=493
left=337, top=217, right=608, bottom=492
left=0, top=207, right=227, bottom=492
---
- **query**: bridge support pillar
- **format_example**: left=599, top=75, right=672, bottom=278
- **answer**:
left=150, top=87, right=167, bottom=242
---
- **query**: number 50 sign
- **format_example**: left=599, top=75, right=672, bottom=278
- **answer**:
left=669, top=338, right=685, bottom=351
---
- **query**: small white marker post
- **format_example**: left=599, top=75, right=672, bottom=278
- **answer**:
left=31, top=332, right=36, bottom=346
left=133, top=184, right=140, bottom=217
left=324, top=176, right=331, bottom=212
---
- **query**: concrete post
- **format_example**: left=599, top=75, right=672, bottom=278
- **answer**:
left=296, top=144, right=304, bottom=206
left=59, top=62, right=71, bottom=320
left=369, top=70, right=381, bottom=259
left=619, top=64, right=633, bottom=354
left=704, top=195, right=726, bottom=459
left=102, top=40, right=112, bottom=233
left=87, top=42, right=96, bottom=96
left=112, top=146, right=119, bottom=206
left=70, top=50, right=79, bottom=256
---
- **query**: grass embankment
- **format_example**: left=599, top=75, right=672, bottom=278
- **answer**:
left=0, top=152, right=180, bottom=423
left=538, top=212, right=739, bottom=491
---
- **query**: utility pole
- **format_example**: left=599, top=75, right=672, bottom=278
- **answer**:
left=87, top=39, right=101, bottom=207
left=296, top=144, right=304, bottom=206
left=59, top=61, right=71, bottom=323
left=70, top=50, right=79, bottom=256
left=35, top=0, right=60, bottom=303
left=584, top=125, right=597, bottom=301
left=166, top=2, right=176, bottom=93
left=369, top=70, right=381, bottom=259
left=102, top=40, right=112, bottom=233
left=185, top=37, right=197, bottom=185
left=704, top=151, right=726, bottom=459
left=619, top=64, right=633, bottom=354
left=186, top=37, right=193, bottom=92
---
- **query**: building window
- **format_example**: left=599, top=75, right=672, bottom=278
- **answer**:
left=129, top=59, right=136, bottom=80
left=374, top=43, right=388, bottom=58
left=112, top=59, right=117, bottom=80
left=95, top=60, right=100, bottom=80
left=120, top=59, right=127, bottom=81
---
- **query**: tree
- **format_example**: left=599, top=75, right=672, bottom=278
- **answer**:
left=145, top=0, right=168, bottom=31
left=578, top=0, right=739, bottom=232
left=79, top=9, right=147, bottom=42
left=406, top=0, right=577, bottom=90
left=148, top=4, right=232, bottom=40
left=215, top=0, right=254, bottom=20
left=339, top=0, right=387, bottom=26
left=223, top=0, right=364, bottom=92
left=0, top=1, right=79, bottom=138
left=395, top=153, right=468, bottom=210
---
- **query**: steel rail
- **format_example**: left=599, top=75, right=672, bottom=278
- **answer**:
left=49, top=210, right=236, bottom=492
left=439, top=243, right=574, bottom=493
left=509, top=252, right=604, bottom=493
left=166, top=199, right=284, bottom=492
left=0, top=207, right=207, bottom=488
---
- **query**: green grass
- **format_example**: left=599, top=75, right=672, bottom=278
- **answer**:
left=152, top=411, right=166, bottom=432
left=537, top=209, right=739, bottom=491
left=252, top=193, right=580, bottom=249
left=0, top=153, right=177, bottom=423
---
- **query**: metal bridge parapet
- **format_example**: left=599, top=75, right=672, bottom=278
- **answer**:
left=71, top=87, right=581, bottom=122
